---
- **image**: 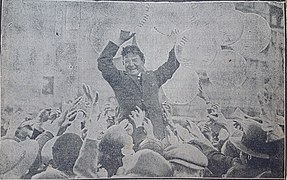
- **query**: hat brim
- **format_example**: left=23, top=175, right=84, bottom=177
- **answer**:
left=229, top=137, right=269, bottom=159
left=169, top=159, right=205, bottom=170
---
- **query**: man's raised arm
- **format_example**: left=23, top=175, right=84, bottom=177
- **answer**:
left=154, top=47, right=180, bottom=87
left=97, top=41, right=122, bottom=85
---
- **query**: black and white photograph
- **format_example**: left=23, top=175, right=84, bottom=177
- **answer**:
left=0, top=0, right=285, bottom=179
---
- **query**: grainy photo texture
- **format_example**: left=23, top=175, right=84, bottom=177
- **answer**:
left=0, top=0, right=285, bottom=179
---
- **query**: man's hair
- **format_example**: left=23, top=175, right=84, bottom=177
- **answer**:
left=121, top=45, right=145, bottom=63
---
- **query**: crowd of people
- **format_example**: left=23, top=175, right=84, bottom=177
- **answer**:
left=0, top=82, right=284, bottom=179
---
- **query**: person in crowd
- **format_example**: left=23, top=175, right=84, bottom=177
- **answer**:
left=0, top=139, right=39, bottom=179
left=97, top=30, right=180, bottom=140
left=164, top=143, right=208, bottom=177
left=32, top=133, right=83, bottom=179
left=0, top=102, right=77, bottom=179
left=115, top=149, right=173, bottom=177
left=226, top=123, right=271, bottom=178
left=98, top=124, right=135, bottom=177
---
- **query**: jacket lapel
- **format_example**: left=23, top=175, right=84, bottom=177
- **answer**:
left=128, top=74, right=142, bottom=92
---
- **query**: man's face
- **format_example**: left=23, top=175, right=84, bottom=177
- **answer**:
left=123, top=53, right=145, bottom=76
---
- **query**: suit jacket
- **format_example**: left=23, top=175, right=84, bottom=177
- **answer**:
left=97, top=41, right=180, bottom=139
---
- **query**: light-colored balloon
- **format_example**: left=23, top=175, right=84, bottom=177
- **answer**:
left=207, top=50, right=247, bottom=88
left=162, top=65, right=199, bottom=104
left=175, top=23, right=221, bottom=69
left=231, top=13, right=271, bottom=58
left=216, top=10, right=245, bottom=46
left=149, top=3, right=198, bottom=36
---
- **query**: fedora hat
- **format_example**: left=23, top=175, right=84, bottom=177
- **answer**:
left=229, top=123, right=269, bottom=159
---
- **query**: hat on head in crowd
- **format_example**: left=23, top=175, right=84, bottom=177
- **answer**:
left=229, top=123, right=269, bottom=159
left=123, top=149, right=173, bottom=177
left=163, top=143, right=208, bottom=170
left=138, top=137, right=163, bottom=154
left=0, top=139, right=39, bottom=178
left=52, top=133, right=83, bottom=172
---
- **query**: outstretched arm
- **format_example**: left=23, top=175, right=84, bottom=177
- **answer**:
left=154, top=47, right=180, bottom=87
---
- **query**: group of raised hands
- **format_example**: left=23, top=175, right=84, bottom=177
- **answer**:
left=3, top=84, right=117, bottom=142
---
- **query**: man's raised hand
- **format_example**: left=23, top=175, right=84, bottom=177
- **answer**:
left=115, top=30, right=136, bottom=46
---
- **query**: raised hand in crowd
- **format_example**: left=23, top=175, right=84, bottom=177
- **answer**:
left=207, top=104, right=237, bottom=135
left=162, top=102, right=176, bottom=129
left=142, top=117, right=155, bottom=139
left=42, top=96, right=82, bottom=136
left=65, top=110, right=86, bottom=137
left=187, top=120, right=214, bottom=148
left=129, top=106, right=145, bottom=128
left=33, top=108, right=61, bottom=133
left=82, top=83, right=99, bottom=119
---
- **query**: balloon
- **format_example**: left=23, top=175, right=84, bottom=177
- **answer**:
left=162, top=65, right=199, bottom=104
left=207, top=50, right=247, bottom=88
left=175, top=22, right=221, bottom=69
left=231, top=13, right=271, bottom=58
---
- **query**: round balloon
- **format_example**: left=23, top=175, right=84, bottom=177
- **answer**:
left=149, top=3, right=198, bottom=36
left=175, top=23, right=221, bottom=70
left=207, top=50, right=247, bottom=88
left=162, top=65, right=199, bottom=104
left=231, top=13, right=271, bottom=58
left=215, top=10, right=245, bottom=46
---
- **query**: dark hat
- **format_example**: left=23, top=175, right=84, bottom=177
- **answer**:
left=52, top=133, right=83, bottom=171
left=229, top=123, right=269, bottom=159
left=124, top=149, right=173, bottom=177
left=163, top=144, right=208, bottom=170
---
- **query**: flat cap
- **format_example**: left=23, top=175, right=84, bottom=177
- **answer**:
left=163, top=143, right=208, bottom=170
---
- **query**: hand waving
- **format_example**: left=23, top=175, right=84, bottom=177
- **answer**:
left=129, top=106, right=145, bottom=128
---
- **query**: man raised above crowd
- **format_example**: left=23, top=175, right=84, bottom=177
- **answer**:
left=97, top=30, right=180, bottom=140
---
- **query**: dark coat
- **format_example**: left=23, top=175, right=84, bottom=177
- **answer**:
left=97, top=41, right=180, bottom=139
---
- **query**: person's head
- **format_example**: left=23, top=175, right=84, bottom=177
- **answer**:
left=121, top=45, right=145, bottom=76
left=163, top=144, right=208, bottom=177
left=121, top=149, right=173, bottom=177
left=98, top=124, right=134, bottom=177
left=52, top=133, right=83, bottom=176
left=229, top=123, right=270, bottom=168
left=0, top=139, right=39, bottom=179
